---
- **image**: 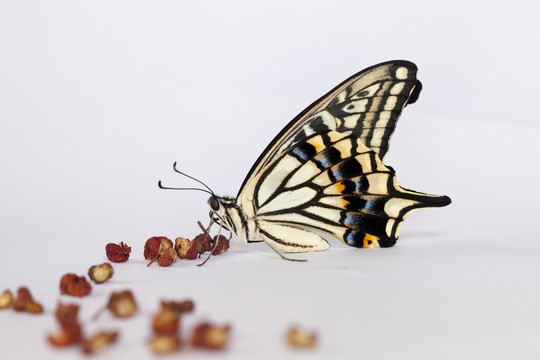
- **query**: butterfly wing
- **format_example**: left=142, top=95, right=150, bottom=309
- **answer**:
left=237, top=60, right=421, bottom=196
left=239, top=130, right=450, bottom=252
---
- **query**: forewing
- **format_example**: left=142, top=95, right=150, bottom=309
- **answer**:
left=237, top=60, right=421, bottom=199
left=239, top=130, right=450, bottom=251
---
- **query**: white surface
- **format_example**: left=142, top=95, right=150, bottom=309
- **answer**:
left=1, top=1, right=540, bottom=359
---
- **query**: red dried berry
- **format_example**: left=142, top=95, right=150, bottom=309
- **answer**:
left=184, top=241, right=199, bottom=260
left=175, top=237, right=191, bottom=259
left=48, top=321, right=82, bottom=347
left=0, top=290, right=13, bottom=309
left=191, top=322, right=231, bottom=350
left=212, top=235, right=230, bottom=255
left=59, top=274, right=92, bottom=297
left=105, top=242, right=131, bottom=263
left=152, top=308, right=180, bottom=335
left=144, top=236, right=173, bottom=260
left=12, top=287, right=44, bottom=314
left=81, top=331, right=119, bottom=354
left=144, top=237, right=161, bottom=260
left=160, top=299, right=195, bottom=314
left=156, top=248, right=178, bottom=267
left=107, top=290, right=138, bottom=318
left=193, top=233, right=213, bottom=255
left=55, top=303, right=80, bottom=324
left=48, top=303, right=82, bottom=347
left=59, top=274, right=78, bottom=293
left=286, top=326, right=318, bottom=348
left=48, top=329, right=74, bottom=347
left=12, top=287, right=32, bottom=311
left=194, top=221, right=214, bottom=255
left=150, top=334, right=181, bottom=354
left=88, top=263, right=114, bottom=284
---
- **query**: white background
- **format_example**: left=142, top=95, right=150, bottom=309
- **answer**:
left=1, top=1, right=539, bottom=359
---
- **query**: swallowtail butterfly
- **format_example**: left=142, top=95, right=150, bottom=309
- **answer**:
left=165, top=60, right=451, bottom=259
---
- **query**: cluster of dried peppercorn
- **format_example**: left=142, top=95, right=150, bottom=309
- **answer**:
left=0, top=287, right=43, bottom=314
left=42, top=225, right=232, bottom=355
left=58, top=263, right=115, bottom=298
left=48, top=302, right=119, bottom=354
left=144, top=222, right=230, bottom=267
left=47, top=290, right=137, bottom=354
left=149, top=299, right=230, bottom=354
left=51, top=260, right=134, bottom=355
left=3, top=224, right=318, bottom=355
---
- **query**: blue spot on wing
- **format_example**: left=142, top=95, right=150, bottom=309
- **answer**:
left=291, top=143, right=317, bottom=162
left=292, top=148, right=308, bottom=161
left=344, top=230, right=365, bottom=247
left=317, top=157, right=329, bottom=167
left=340, top=179, right=369, bottom=194
left=315, top=147, right=342, bottom=169
left=344, top=214, right=361, bottom=226
left=343, top=211, right=388, bottom=235
left=364, top=199, right=377, bottom=211
left=344, top=197, right=387, bottom=214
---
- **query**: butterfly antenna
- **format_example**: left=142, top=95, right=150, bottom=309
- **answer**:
left=172, top=162, right=214, bottom=195
left=157, top=181, right=214, bottom=195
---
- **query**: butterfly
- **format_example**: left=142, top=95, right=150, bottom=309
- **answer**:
left=162, top=60, right=451, bottom=260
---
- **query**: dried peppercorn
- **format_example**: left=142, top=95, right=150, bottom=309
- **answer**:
left=211, top=235, right=230, bottom=255
left=105, top=242, right=131, bottom=263
left=149, top=334, right=181, bottom=354
left=191, top=322, right=231, bottom=350
left=88, top=263, right=114, bottom=284
left=48, top=320, right=82, bottom=347
left=194, top=221, right=213, bottom=255
left=144, top=236, right=172, bottom=260
left=160, top=299, right=195, bottom=315
left=48, top=303, right=82, bottom=347
left=152, top=308, right=180, bottom=335
left=156, top=247, right=178, bottom=267
left=12, top=287, right=44, bottom=314
left=59, top=274, right=92, bottom=297
left=0, top=290, right=13, bottom=309
left=175, top=237, right=191, bottom=259
left=81, top=331, right=119, bottom=354
left=94, top=290, right=138, bottom=319
left=55, top=303, right=79, bottom=324
left=184, top=241, right=199, bottom=260
left=144, top=236, right=176, bottom=266
left=286, top=326, right=317, bottom=348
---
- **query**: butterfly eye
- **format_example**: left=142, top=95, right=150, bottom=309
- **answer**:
left=208, top=197, right=220, bottom=211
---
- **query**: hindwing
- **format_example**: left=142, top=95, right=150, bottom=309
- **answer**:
left=238, top=130, right=450, bottom=252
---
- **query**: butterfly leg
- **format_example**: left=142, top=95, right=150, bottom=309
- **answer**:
left=256, top=222, right=330, bottom=262
left=246, top=239, right=306, bottom=261
left=262, top=241, right=307, bottom=262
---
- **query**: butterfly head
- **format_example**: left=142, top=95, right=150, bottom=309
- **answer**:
left=207, top=195, right=240, bottom=235
left=208, top=196, right=221, bottom=212
left=207, top=195, right=235, bottom=217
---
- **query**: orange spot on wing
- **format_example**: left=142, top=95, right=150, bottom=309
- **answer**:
left=307, top=137, right=323, bottom=153
left=335, top=183, right=346, bottom=193
left=363, top=234, right=379, bottom=248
